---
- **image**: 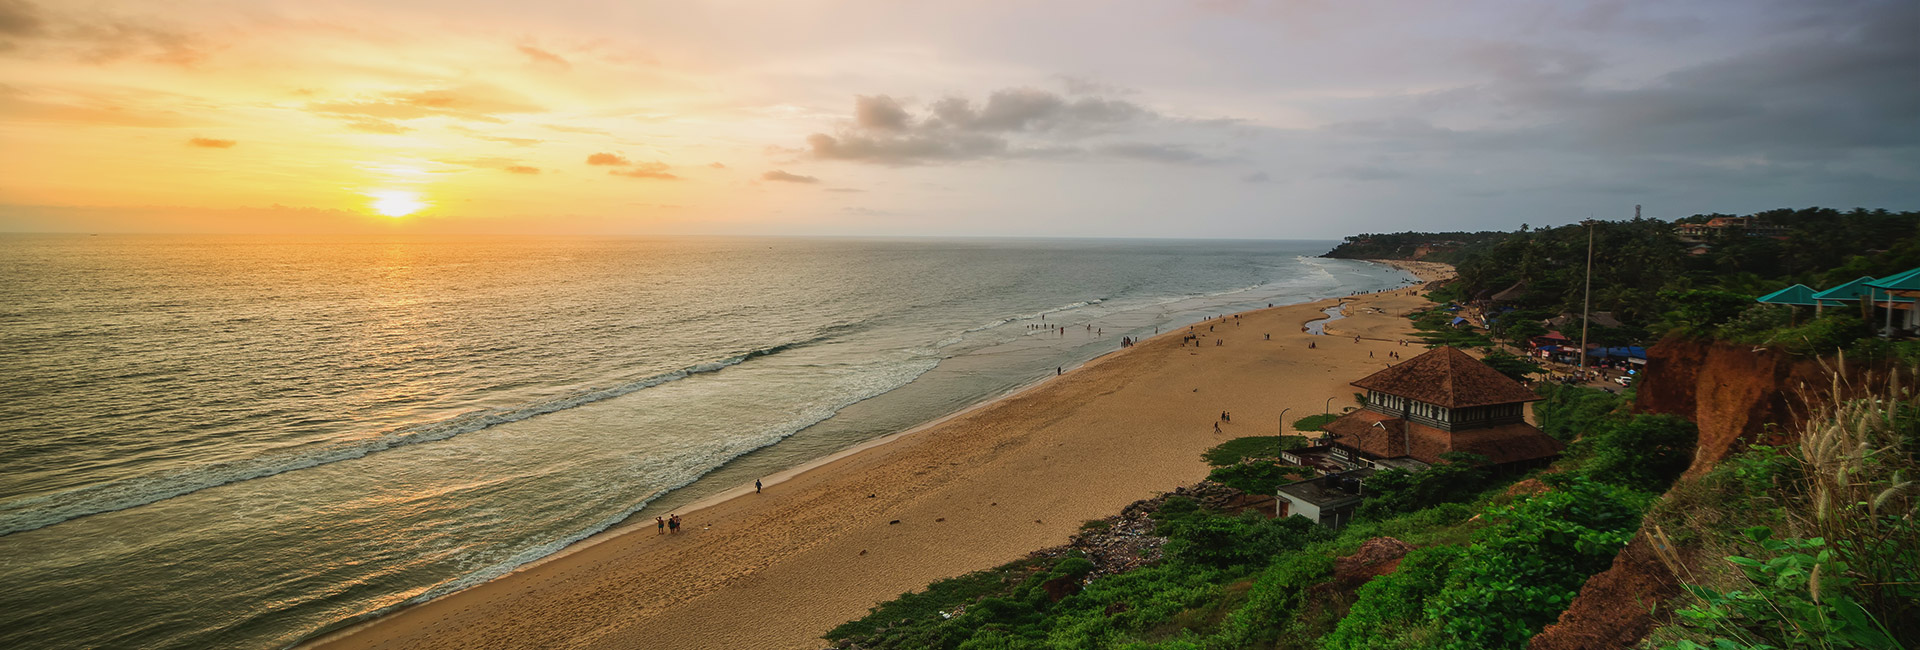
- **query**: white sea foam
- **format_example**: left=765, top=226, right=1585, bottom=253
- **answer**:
left=0, top=340, right=825, bottom=537
left=321, top=354, right=943, bottom=637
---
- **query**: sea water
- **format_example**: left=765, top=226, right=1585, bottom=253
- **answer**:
left=0, top=235, right=1413, bottom=649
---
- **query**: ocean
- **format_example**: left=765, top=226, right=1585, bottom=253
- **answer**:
left=0, top=235, right=1414, bottom=649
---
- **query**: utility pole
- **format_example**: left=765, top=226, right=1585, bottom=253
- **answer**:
left=1579, top=218, right=1596, bottom=382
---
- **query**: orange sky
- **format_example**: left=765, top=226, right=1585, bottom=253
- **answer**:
left=2, top=0, right=1914, bottom=236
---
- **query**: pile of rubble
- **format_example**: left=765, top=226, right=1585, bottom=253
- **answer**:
left=1025, top=481, right=1246, bottom=580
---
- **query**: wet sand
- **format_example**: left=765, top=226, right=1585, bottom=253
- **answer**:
left=306, top=261, right=1453, bottom=650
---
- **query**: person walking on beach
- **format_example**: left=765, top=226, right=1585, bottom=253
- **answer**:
left=1213, top=421, right=1221, bottom=433
left=755, top=479, right=762, bottom=494
left=657, top=516, right=666, bottom=535
left=1056, top=366, right=1062, bottom=375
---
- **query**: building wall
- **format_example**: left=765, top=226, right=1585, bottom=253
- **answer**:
left=1279, top=493, right=1321, bottom=523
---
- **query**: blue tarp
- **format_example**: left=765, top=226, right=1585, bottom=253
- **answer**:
left=1450, top=317, right=1469, bottom=326
left=1585, top=346, right=1648, bottom=359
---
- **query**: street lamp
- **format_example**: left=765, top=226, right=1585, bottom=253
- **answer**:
left=1279, top=407, right=1291, bottom=436
left=1323, top=396, right=1336, bottom=417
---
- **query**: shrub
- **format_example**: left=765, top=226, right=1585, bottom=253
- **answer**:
left=1424, top=478, right=1652, bottom=650
left=1207, top=461, right=1315, bottom=495
left=1479, top=349, right=1543, bottom=382
left=1162, top=511, right=1330, bottom=569
left=1292, top=414, right=1339, bottom=432
left=1664, top=528, right=1901, bottom=650
left=1574, top=414, right=1699, bottom=492
left=1201, top=435, right=1311, bottom=466
left=1714, top=303, right=1793, bottom=340
left=1322, top=545, right=1465, bottom=650
left=1204, top=552, right=1337, bottom=648
left=1532, top=384, right=1629, bottom=443
left=1357, top=452, right=1491, bottom=519
left=1657, top=288, right=1757, bottom=335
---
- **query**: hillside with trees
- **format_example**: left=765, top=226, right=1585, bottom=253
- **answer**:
left=1328, top=207, right=1920, bottom=354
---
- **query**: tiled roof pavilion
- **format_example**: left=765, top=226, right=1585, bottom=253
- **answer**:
left=1350, top=346, right=1542, bottom=409
left=1325, top=346, right=1563, bottom=467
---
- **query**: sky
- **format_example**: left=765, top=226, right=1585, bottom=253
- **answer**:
left=0, top=0, right=1915, bottom=238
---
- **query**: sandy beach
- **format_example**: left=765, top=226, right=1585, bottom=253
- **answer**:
left=306, top=260, right=1454, bottom=650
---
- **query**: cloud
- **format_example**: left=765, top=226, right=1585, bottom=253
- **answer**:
left=308, top=84, right=543, bottom=126
left=0, top=0, right=45, bottom=38
left=854, top=95, right=912, bottom=131
left=479, top=135, right=541, bottom=146
left=343, top=118, right=409, bottom=134
left=187, top=137, right=234, bottom=148
left=1322, top=164, right=1408, bottom=181
left=609, top=161, right=677, bottom=179
left=448, top=127, right=543, bottom=146
left=1241, top=171, right=1271, bottom=183
left=762, top=170, right=819, bottom=184
left=586, top=152, right=630, bottom=166
left=543, top=124, right=610, bottom=135
left=517, top=44, right=569, bottom=70
left=504, top=165, right=540, bottom=174
left=0, top=1, right=207, bottom=65
left=708, top=162, right=727, bottom=169
left=1099, top=142, right=1224, bottom=165
left=0, top=86, right=197, bottom=127
left=806, top=131, right=1007, bottom=165
left=803, top=87, right=1175, bottom=166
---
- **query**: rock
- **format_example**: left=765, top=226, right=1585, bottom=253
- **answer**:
left=1040, top=575, right=1079, bottom=602
left=1333, top=537, right=1413, bottom=587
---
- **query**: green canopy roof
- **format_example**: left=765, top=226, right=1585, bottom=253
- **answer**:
left=1867, top=266, right=1920, bottom=292
left=1814, top=276, right=1914, bottom=305
left=1756, top=284, right=1821, bottom=306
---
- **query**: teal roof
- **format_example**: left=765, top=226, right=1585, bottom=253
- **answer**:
left=1867, top=266, right=1920, bottom=292
left=1814, top=275, right=1914, bottom=305
left=1756, top=284, right=1820, bottom=306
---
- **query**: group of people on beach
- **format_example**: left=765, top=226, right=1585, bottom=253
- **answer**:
left=656, top=514, right=683, bottom=535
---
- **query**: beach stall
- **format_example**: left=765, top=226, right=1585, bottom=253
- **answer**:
left=1756, top=284, right=1821, bottom=325
left=1865, top=266, right=1920, bottom=336
left=1813, top=275, right=1917, bottom=335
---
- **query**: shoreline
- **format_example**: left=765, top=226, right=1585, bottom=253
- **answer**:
left=305, top=260, right=1450, bottom=650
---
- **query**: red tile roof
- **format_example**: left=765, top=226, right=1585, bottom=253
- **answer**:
left=1350, top=346, right=1543, bottom=408
left=1323, top=409, right=1564, bottom=466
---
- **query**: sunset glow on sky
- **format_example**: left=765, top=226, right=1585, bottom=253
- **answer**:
left=1, top=0, right=1914, bottom=237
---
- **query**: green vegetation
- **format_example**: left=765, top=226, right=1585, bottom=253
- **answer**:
left=1322, top=231, right=1510, bottom=265
left=1291, top=414, right=1338, bottom=432
left=1532, top=384, right=1630, bottom=442
left=1203, top=436, right=1318, bottom=494
left=825, top=379, right=1695, bottom=650
left=1668, top=529, right=1900, bottom=650
left=1568, top=414, right=1697, bottom=492
left=1200, top=435, right=1311, bottom=467
left=1647, top=371, right=1918, bottom=648
left=1422, top=478, right=1652, bottom=649
left=1327, top=207, right=1920, bottom=355
left=1408, top=308, right=1494, bottom=349
left=1478, top=349, right=1543, bottom=382
left=1207, top=462, right=1315, bottom=495
left=1356, top=452, right=1491, bottom=519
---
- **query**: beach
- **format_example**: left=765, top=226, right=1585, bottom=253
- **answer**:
left=307, top=261, right=1453, bottom=650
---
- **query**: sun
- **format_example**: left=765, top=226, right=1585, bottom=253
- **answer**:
left=368, top=190, right=428, bottom=218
